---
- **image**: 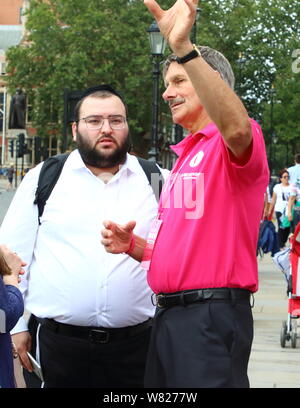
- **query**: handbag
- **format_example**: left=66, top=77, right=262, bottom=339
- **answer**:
left=281, top=214, right=291, bottom=228
left=280, top=205, right=291, bottom=229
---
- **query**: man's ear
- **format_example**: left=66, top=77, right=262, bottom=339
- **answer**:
left=72, top=122, right=77, bottom=142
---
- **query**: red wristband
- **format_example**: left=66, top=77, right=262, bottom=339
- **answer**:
left=125, top=235, right=135, bottom=254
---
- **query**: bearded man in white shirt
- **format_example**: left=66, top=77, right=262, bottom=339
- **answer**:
left=0, top=84, right=168, bottom=388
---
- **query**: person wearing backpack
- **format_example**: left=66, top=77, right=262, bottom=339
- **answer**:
left=0, top=84, right=169, bottom=388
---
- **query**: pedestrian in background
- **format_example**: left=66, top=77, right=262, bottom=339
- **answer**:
left=287, top=153, right=300, bottom=185
left=287, top=178, right=300, bottom=233
left=0, top=245, right=25, bottom=388
left=268, top=169, right=291, bottom=249
left=0, top=84, right=168, bottom=388
left=6, top=165, right=14, bottom=191
left=262, top=185, right=272, bottom=219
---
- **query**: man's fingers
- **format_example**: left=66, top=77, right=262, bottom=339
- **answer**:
left=18, top=351, right=33, bottom=372
left=102, top=220, right=136, bottom=235
left=144, top=0, right=164, bottom=19
left=101, top=228, right=112, bottom=239
left=186, top=0, right=199, bottom=5
left=101, top=238, right=112, bottom=247
left=184, top=0, right=198, bottom=14
left=103, top=220, right=113, bottom=230
left=123, top=221, right=136, bottom=233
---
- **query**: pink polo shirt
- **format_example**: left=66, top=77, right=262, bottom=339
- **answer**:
left=147, top=119, right=269, bottom=294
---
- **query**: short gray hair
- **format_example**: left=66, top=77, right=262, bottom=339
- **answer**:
left=163, top=45, right=235, bottom=90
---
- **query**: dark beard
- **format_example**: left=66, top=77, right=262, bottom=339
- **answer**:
left=76, top=131, right=130, bottom=169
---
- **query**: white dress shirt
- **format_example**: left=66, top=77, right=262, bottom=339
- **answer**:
left=0, top=150, right=169, bottom=332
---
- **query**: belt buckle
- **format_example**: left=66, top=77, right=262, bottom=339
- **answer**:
left=89, top=329, right=109, bottom=344
left=151, top=293, right=164, bottom=308
left=153, top=294, right=165, bottom=308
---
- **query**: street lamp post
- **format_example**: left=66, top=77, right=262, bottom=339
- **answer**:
left=269, top=83, right=276, bottom=175
left=147, top=21, right=166, bottom=162
left=191, top=8, right=202, bottom=44
left=0, top=89, right=6, bottom=165
left=236, top=52, right=246, bottom=96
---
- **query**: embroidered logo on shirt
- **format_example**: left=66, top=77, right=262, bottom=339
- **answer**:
left=161, top=172, right=205, bottom=220
left=189, top=151, right=204, bottom=168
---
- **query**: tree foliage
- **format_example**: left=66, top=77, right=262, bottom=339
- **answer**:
left=5, top=0, right=300, bottom=170
left=6, top=0, right=157, bottom=153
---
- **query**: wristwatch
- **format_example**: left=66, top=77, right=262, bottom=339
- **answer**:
left=175, top=44, right=201, bottom=64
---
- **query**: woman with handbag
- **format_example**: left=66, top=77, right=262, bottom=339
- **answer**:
left=268, top=169, right=292, bottom=249
left=0, top=245, right=25, bottom=388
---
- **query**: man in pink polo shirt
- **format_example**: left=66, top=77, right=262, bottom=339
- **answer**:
left=101, top=0, right=269, bottom=388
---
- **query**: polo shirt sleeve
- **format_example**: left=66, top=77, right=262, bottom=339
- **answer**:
left=222, top=118, right=269, bottom=186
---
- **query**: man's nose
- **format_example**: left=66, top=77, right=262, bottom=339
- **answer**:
left=100, top=118, right=113, bottom=133
left=162, top=85, right=176, bottom=101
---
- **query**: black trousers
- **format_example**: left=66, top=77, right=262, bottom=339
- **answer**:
left=25, top=315, right=151, bottom=388
left=144, top=299, right=253, bottom=388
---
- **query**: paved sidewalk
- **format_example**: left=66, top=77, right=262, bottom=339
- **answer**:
left=249, top=254, right=300, bottom=388
left=0, top=178, right=16, bottom=224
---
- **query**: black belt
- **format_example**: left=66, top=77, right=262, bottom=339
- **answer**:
left=35, top=316, right=152, bottom=344
left=153, top=288, right=251, bottom=309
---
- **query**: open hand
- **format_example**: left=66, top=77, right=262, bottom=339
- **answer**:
left=101, top=220, right=136, bottom=254
left=144, top=0, right=199, bottom=52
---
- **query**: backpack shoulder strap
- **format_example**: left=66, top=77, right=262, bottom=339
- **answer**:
left=34, top=153, right=70, bottom=221
left=137, top=157, right=164, bottom=202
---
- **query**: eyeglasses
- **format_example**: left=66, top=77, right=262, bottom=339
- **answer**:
left=78, top=115, right=126, bottom=130
left=281, top=175, right=289, bottom=179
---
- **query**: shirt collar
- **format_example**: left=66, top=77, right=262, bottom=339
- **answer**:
left=170, top=122, right=218, bottom=156
left=68, top=149, right=87, bottom=170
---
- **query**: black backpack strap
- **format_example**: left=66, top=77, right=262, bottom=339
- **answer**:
left=34, top=153, right=70, bottom=222
left=137, top=157, right=164, bottom=202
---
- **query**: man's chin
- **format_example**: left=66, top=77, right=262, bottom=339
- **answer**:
left=172, top=114, right=182, bottom=126
left=96, top=146, right=116, bottom=157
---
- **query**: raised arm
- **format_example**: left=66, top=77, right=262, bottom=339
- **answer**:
left=144, top=0, right=252, bottom=159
